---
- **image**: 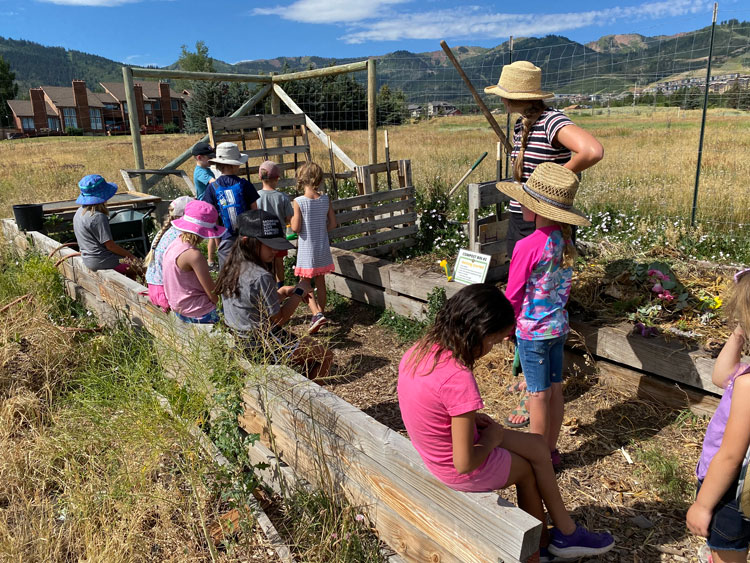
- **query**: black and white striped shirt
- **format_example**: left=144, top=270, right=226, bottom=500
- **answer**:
left=509, top=108, right=573, bottom=213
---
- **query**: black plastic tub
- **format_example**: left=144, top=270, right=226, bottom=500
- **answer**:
left=12, top=204, right=45, bottom=232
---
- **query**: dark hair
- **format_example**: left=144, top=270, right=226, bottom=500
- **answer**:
left=214, top=236, right=270, bottom=298
left=407, top=284, right=515, bottom=374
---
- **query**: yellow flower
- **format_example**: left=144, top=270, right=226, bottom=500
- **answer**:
left=712, top=297, right=722, bottom=309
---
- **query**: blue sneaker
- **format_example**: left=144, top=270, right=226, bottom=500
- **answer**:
left=548, top=525, right=615, bottom=558
left=539, top=546, right=565, bottom=562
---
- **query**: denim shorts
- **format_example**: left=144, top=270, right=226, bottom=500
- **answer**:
left=517, top=335, right=566, bottom=393
left=174, top=309, right=219, bottom=325
left=696, top=480, right=750, bottom=552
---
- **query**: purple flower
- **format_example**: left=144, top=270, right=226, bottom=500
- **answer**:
left=355, top=514, right=365, bottom=522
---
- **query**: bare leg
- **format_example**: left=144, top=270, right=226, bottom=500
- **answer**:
left=291, top=337, right=333, bottom=379
left=501, top=429, right=576, bottom=534
left=711, top=549, right=749, bottom=563
left=207, top=237, right=217, bottom=266
left=314, top=275, right=327, bottom=313
left=548, top=382, right=564, bottom=451
left=528, top=388, right=552, bottom=445
left=274, top=256, right=285, bottom=285
left=303, top=286, right=322, bottom=316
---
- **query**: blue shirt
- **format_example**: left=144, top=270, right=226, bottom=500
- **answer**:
left=201, top=175, right=260, bottom=237
left=193, top=165, right=215, bottom=200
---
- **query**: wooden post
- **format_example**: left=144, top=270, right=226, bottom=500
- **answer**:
left=367, top=59, right=377, bottom=191
left=384, top=130, right=392, bottom=191
left=327, top=137, right=338, bottom=200
left=122, top=66, right=145, bottom=191
left=271, top=90, right=284, bottom=175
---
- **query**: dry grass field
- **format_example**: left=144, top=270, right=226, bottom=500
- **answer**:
left=2, top=107, right=749, bottom=229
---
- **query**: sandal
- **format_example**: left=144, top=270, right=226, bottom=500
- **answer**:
left=504, top=392, right=530, bottom=428
left=505, top=379, right=527, bottom=394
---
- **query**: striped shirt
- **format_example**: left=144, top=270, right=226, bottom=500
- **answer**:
left=509, top=108, right=573, bottom=213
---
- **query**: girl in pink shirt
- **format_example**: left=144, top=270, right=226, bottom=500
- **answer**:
left=398, top=284, right=614, bottom=562
left=497, top=163, right=590, bottom=470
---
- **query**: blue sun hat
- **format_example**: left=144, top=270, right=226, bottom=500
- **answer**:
left=76, top=174, right=118, bottom=205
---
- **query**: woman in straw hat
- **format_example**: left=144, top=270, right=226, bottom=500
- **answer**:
left=486, top=60, right=603, bottom=428
left=497, top=162, right=590, bottom=471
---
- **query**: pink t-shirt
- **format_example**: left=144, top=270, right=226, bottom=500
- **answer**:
left=162, top=238, right=216, bottom=319
left=397, top=344, right=486, bottom=486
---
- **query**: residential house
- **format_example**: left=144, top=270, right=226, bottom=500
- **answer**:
left=8, top=98, right=59, bottom=134
left=427, top=101, right=460, bottom=117
left=407, top=104, right=424, bottom=118
left=100, top=81, right=185, bottom=132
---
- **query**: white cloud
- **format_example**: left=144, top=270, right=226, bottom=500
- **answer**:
left=37, top=0, right=140, bottom=6
left=253, top=0, right=408, bottom=24
left=344, top=0, right=712, bottom=42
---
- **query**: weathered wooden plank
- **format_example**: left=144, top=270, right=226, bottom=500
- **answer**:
left=329, top=213, right=417, bottom=240
left=330, top=247, right=393, bottom=289
left=241, top=145, right=310, bottom=159
left=333, top=225, right=418, bottom=251
left=325, top=273, right=426, bottom=319
left=479, top=181, right=511, bottom=208
left=570, top=321, right=724, bottom=395
left=332, top=187, right=415, bottom=211
left=388, top=265, right=461, bottom=301
left=240, top=385, right=479, bottom=563
left=564, top=350, right=719, bottom=418
left=241, top=366, right=541, bottom=562
left=212, top=113, right=307, bottom=132
left=273, top=84, right=357, bottom=171
left=213, top=129, right=304, bottom=144
left=478, top=240, right=508, bottom=258
left=335, top=199, right=415, bottom=225
left=360, top=161, right=401, bottom=174
left=271, top=61, right=368, bottom=83
left=130, top=67, right=272, bottom=83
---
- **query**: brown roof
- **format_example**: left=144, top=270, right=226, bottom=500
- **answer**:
left=7, top=99, right=57, bottom=117
left=90, top=91, right=118, bottom=106
left=100, top=81, right=181, bottom=101
left=42, top=85, right=105, bottom=108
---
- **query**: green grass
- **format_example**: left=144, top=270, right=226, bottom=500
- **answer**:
left=636, top=446, right=692, bottom=504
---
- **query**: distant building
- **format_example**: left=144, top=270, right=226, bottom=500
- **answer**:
left=7, top=79, right=186, bottom=137
left=427, top=101, right=460, bottom=117
left=407, top=104, right=424, bottom=118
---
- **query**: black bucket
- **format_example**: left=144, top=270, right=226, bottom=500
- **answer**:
left=12, top=204, right=45, bottom=232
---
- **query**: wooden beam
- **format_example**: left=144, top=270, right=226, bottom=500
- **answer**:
left=212, top=113, right=306, bottom=131
left=329, top=247, right=394, bottom=289
left=130, top=67, right=272, bottom=83
left=273, top=84, right=357, bottom=171
left=329, top=212, right=417, bottom=240
left=362, top=238, right=416, bottom=258
left=332, top=187, right=414, bottom=211
left=270, top=61, right=367, bottom=83
left=333, top=225, right=418, bottom=251
left=241, top=145, right=310, bottom=159
left=388, top=264, right=461, bottom=301
left=122, top=67, right=145, bottom=191
left=335, top=198, right=414, bottom=224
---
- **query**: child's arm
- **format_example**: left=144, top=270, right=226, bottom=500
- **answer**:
left=103, top=240, right=137, bottom=261
left=687, top=375, right=750, bottom=537
left=271, top=278, right=313, bottom=326
left=451, top=411, right=504, bottom=474
left=713, top=326, right=746, bottom=388
left=291, top=200, right=302, bottom=233
left=180, top=249, right=218, bottom=304
left=326, top=199, right=337, bottom=232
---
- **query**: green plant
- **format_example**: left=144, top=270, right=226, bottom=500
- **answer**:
left=377, top=309, right=425, bottom=343
left=163, top=122, right=180, bottom=134
left=425, top=286, right=446, bottom=326
left=636, top=446, right=691, bottom=503
left=64, top=126, right=83, bottom=136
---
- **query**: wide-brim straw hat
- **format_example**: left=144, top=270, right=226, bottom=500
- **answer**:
left=484, top=60, right=554, bottom=101
left=172, top=200, right=227, bottom=239
left=496, top=162, right=590, bottom=226
left=210, top=142, right=249, bottom=166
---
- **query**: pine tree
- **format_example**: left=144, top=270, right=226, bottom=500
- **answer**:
left=0, top=55, right=18, bottom=127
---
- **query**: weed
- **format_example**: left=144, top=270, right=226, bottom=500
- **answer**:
left=636, top=446, right=692, bottom=503
left=377, top=310, right=425, bottom=343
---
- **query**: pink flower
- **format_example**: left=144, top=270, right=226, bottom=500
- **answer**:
left=355, top=514, right=365, bottom=522
left=651, top=283, right=664, bottom=293
left=658, top=290, right=675, bottom=302
left=648, top=269, right=669, bottom=281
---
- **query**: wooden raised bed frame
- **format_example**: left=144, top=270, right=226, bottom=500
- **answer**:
left=2, top=218, right=542, bottom=563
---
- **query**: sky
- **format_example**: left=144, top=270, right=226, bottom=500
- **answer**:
left=0, top=0, right=746, bottom=67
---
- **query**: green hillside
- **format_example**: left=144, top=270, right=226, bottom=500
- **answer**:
left=4, top=19, right=750, bottom=103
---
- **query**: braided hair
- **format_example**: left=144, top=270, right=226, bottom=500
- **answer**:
left=512, top=100, right=548, bottom=183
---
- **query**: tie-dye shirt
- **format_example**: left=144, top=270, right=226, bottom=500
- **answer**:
left=505, top=226, right=572, bottom=340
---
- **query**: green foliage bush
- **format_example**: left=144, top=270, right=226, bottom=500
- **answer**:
left=65, top=127, right=83, bottom=136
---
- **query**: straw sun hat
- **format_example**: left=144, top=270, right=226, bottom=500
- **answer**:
left=496, top=162, right=590, bottom=226
left=484, top=60, right=554, bottom=100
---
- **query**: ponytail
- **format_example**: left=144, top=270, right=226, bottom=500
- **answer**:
left=143, top=217, right=172, bottom=267
left=214, top=236, right=269, bottom=298
left=560, top=223, right=577, bottom=269
left=512, top=100, right=547, bottom=183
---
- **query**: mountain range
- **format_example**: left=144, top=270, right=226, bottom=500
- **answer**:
left=3, top=19, right=749, bottom=102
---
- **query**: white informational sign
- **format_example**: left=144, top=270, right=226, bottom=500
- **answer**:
left=452, top=249, right=491, bottom=285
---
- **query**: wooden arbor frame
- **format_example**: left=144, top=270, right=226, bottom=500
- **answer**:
left=120, top=60, right=377, bottom=192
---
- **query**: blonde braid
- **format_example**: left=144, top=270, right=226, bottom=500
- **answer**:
left=560, top=223, right=577, bottom=269
left=512, top=101, right=548, bottom=183
left=143, top=216, right=172, bottom=267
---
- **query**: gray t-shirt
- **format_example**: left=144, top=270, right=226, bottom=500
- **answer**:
left=73, top=207, right=121, bottom=270
left=222, top=261, right=280, bottom=334
left=257, top=189, right=293, bottom=226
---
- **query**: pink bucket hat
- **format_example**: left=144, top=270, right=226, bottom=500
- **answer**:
left=259, top=160, right=280, bottom=180
left=172, top=200, right=226, bottom=239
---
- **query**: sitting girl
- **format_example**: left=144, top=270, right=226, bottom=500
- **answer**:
left=72, top=174, right=139, bottom=278
left=162, top=200, right=225, bottom=324
left=687, top=269, right=750, bottom=563
left=397, top=284, right=614, bottom=562
left=144, top=195, right=194, bottom=311
left=215, top=209, right=333, bottom=380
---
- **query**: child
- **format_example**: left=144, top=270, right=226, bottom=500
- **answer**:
left=496, top=162, right=589, bottom=470
left=143, top=195, right=194, bottom=311
left=256, top=160, right=293, bottom=288
left=216, top=209, right=333, bottom=380
left=397, top=284, right=614, bottom=562
left=485, top=61, right=604, bottom=428
left=162, top=200, right=226, bottom=324
left=192, top=141, right=218, bottom=269
left=203, top=142, right=259, bottom=268
left=687, top=269, right=750, bottom=563
left=291, top=162, right=336, bottom=334
left=72, top=174, right=139, bottom=278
